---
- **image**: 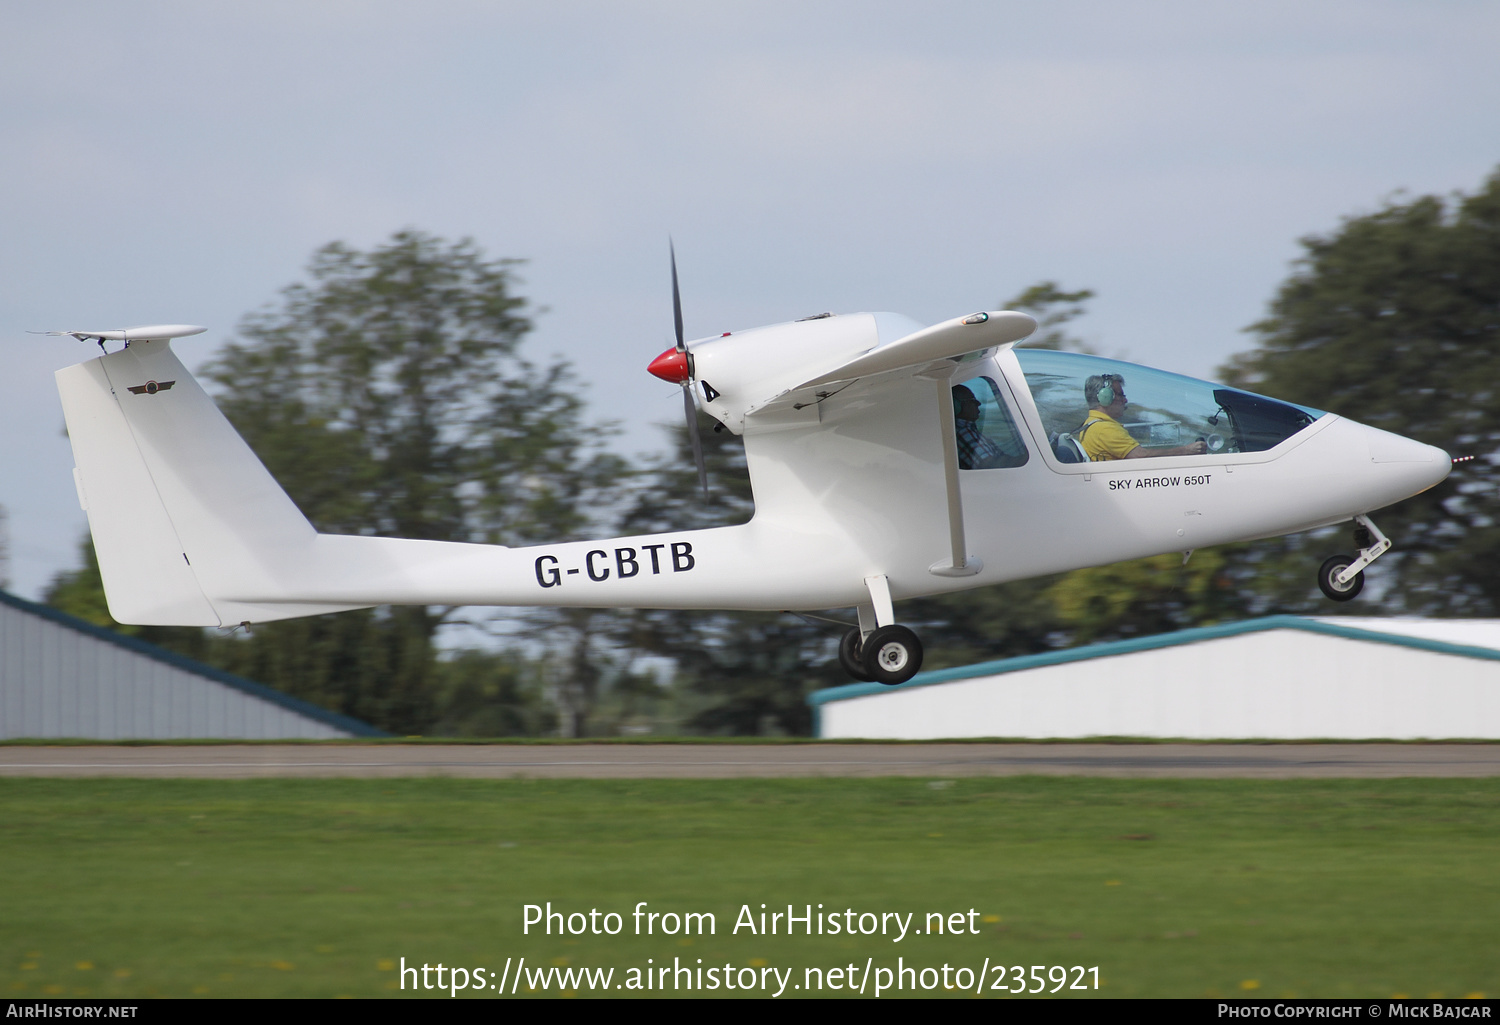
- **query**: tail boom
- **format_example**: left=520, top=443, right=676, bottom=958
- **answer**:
left=56, top=339, right=877, bottom=625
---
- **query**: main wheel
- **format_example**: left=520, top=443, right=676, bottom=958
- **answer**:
left=838, top=628, right=872, bottom=682
left=862, top=625, right=924, bottom=685
left=1318, top=554, right=1364, bottom=602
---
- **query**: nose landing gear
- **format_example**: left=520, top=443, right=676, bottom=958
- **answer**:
left=1318, top=514, right=1391, bottom=602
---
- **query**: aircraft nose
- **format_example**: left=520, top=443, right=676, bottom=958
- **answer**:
left=1364, top=425, right=1451, bottom=495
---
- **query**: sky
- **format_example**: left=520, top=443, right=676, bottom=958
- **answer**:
left=2, top=1, right=1498, bottom=600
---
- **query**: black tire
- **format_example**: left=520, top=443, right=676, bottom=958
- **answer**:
left=1318, top=554, right=1364, bottom=602
left=838, top=628, right=872, bottom=682
left=862, top=625, right=924, bottom=685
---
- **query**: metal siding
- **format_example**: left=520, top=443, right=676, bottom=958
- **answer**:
left=3, top=612, right=23, bottom=732
left=241, top=686, right=261, bottom=738
left=155, top=662, right=176, bottom=739
left=0, top=599, right=354, bottom=739
left=0, top=614, right=14, bottom=731
left=265, top=705, right=290, bottom=740
left=35, top=614, right=58, bottom=735
left=97, top=642, right=121, bottom=741
left=206, top=678, right=226, bottom=737
left=170, top=667, right=189, bottom=738
left=23, top=616, right=38, bottom=732
left=821, top=630, right=1500, bottom=740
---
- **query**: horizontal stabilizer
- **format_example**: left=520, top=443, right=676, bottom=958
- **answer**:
left=38, top=324, right=207, bottom=343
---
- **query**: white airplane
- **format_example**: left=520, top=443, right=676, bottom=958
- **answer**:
left=49, top=263, right=1450, bottom=686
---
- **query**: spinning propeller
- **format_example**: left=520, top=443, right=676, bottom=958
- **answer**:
left=646, top=241, right=709, bottom=498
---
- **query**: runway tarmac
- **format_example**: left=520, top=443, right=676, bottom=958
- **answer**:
left=2, top=742, right=1499, bottom=778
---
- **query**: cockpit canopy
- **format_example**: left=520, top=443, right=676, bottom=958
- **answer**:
left=1014, top=349, right=1325, bottom=457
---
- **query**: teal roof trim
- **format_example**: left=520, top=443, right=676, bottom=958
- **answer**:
left=808, top=615, right=1500, bottom=707
left=0, top=589, right=389, bottom=738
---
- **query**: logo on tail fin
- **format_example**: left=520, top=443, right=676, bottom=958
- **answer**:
left=127, top=380, right=176, bottom=395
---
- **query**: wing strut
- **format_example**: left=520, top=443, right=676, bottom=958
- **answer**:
left=925, top=372, right=983, bottom=578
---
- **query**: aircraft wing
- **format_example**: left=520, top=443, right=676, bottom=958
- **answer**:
left=743, top=310, right=1036, bottom=423
left=796, top=311, right=1035, bottom=390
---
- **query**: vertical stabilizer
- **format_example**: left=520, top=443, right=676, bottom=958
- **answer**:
left=56, top=355, right=221, bottom=625
left=56, top=339, right=361, bottom=626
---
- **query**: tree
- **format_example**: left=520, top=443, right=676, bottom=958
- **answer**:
left=48, top=231, right=626, bottom=735
left=1221, top=169, right=1500, bottom=615
left=1044, top=550, right=1241, bottom=645
left=428, top=649, right=554, bottom=738
left=205, top=231, right=622, bottom=547
left=201, top=232, right=628, bottom=733
left=1006, top=281, right=1097, bottom=351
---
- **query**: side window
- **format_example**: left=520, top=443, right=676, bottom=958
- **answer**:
left=953, top=377, right=1028, bottom=469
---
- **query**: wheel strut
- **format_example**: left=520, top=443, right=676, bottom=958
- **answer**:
left=1336, top=514, right=1391, bottom=585
left=1317, top=514, right=1391, bottom=603
left=834, top=575, right=925, bottom=684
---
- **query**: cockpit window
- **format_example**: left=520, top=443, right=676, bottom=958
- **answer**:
left=1014, top=350, right=1324, bottom=460
left=953, top=376, right=1028, bottom=469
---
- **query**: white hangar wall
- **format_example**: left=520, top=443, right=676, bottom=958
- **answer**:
left=0, top=590, right=381, bottom=740
left=811, top=618, right=1500, bottom=740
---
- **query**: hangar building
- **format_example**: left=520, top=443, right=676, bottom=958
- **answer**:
left=810, top=616, right=1500, bottom=740
left=0, top=589, right=383, bottom=740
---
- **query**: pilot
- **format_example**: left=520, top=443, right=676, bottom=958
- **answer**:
left=953, top=384, right=1005, bottom=469
left=1078, top=374, right=1207, bottom=461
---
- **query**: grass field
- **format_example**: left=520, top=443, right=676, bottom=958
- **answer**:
left=2, top=776, right=1497, bottom=999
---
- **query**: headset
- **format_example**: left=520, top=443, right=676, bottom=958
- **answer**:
left=1092, top=374, right=1123, bottom=407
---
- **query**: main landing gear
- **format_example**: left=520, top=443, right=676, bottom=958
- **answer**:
left=833, top=575, right=927, bottom=685
left=840, top=626, right=925, bottom=686
left=1317, top=514, right=1391, bottom=603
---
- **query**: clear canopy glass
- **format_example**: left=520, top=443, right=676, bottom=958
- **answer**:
left=1013, top=349, right=1325, bottom=458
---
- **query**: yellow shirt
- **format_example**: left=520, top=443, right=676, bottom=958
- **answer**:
left=1079, top=409, right=1138, bottom=461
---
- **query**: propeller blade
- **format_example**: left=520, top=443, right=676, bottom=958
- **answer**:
left=683, top=384, right=708, bottom=497
left=670, top=239, right=685, bottom=353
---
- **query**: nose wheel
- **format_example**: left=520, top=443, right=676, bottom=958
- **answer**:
left=1317, top=514, right=1390, bottom=602
left=1317, top=554, right=1364, bottom=601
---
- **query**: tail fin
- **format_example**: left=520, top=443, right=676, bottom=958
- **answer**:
left=56, top=339, right=365, bottom=625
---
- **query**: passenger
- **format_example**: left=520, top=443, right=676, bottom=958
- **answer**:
left=952, top=384, right=1005, bottom=469
left=1078, top=374, right=1206, bottom=460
